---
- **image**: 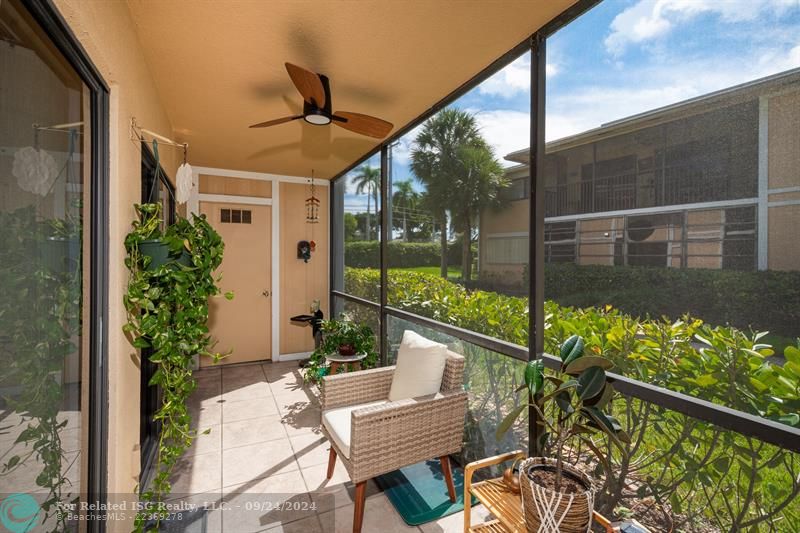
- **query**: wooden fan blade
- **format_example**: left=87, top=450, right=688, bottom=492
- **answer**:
left=332, top=111, right=393, bottom=138
left=285, top=62, right=326, bottom=108
left=249, top=115, right=302, bottom=128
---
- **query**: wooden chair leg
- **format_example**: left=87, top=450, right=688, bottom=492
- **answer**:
left=326, top=447, right=337, bottom=479
left=353, top=481, right=367, bottom=533
left=440, top=455, right=457, bottom=503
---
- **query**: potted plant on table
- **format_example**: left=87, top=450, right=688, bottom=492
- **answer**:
left=496, top=335, right=629, bottom=533
left=304, top=316, right=378, bottom=382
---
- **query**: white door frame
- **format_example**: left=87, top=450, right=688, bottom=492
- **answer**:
left=189, top=166, right=329, bottom=362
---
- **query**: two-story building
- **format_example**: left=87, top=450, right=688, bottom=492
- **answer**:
left=480, top=68, right=800, bottom=283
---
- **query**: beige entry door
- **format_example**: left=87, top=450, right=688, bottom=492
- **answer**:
left=200, top=201, right=271, bottom=366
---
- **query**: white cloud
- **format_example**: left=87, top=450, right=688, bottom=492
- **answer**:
left=388, top=123, right=424, bottom=169
left=547, top=41, right=800, bottom=141
left=605, top=0, right=800, bottom=56
left=474, top=54, right=560, bottom=99
left=470, top=109, right=530, bottom=165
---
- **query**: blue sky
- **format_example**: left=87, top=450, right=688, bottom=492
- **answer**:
left=344, top=0, right=800, bottom=213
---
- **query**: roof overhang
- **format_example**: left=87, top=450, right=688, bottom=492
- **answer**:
left=126, top=0, right=575, bottom=179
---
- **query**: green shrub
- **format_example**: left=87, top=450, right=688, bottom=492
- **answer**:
left=344, top=266, right=800, bottom=530
left=532, top=263, right=800, bottom=339
left=345, top=266, right=799, bottom=422
left=344, top=240, right=464, bottom=268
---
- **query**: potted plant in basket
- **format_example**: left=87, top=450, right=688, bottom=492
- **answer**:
left=496, top=335, right=630, bottom=533
left=304, top=316, right=378, bottom=382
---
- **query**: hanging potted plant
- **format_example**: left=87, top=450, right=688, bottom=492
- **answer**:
left=130, top=203, right=191, bottom=270
left=496, top=335, right=629, bottom=533
left=39, top=215, right=82, bottom=275
left=124, top=202, right=231, bottom=532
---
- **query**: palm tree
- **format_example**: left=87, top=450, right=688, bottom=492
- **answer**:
left=352, top=164, right=380, bottom=240
left=450, top=144, right=506, bottom=281
left=411, top=108, right=506, bottom=280
left=392, top=179, right=420, bottom=241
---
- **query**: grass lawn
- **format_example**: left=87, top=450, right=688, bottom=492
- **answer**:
left=394, top=265, right=465, bottom=280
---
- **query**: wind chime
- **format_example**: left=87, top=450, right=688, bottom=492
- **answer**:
left=306, top=172, right=320, bottom=224
left=299, top=171, right=320, bottom=262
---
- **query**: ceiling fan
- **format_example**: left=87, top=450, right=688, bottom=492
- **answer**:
left=249, top=63, right=394, bottom=139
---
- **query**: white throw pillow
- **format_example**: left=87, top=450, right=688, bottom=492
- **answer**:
left=388, top=330, right=449, bottom=401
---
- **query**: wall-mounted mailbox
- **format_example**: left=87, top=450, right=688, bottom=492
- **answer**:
left=297, top=240, right=311, bottom=263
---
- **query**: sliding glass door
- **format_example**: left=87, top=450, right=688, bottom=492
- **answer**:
left=1, top=1, right=108, bottom=531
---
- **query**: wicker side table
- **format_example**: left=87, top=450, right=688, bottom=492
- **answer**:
left=464, top=451, right=617, bottom=533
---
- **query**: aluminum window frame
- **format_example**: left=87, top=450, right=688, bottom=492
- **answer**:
left=21, top=0, right=111, bottom=529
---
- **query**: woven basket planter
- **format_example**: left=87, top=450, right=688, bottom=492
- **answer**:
left=519, top=457, right=595, bottom=533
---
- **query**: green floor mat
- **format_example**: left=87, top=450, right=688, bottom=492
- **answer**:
left=374, top=459, right=477, bottom=526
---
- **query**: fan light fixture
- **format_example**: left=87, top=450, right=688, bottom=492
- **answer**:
left=303, top=112, right=331, bottom=126
left=248, top=63, right=393, bottom=138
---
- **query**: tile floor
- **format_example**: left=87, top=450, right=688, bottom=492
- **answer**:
left=170, top=360, right=493, bottom=532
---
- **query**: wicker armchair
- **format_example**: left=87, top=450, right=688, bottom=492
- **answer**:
left=320, top=350, right=468, bottom=533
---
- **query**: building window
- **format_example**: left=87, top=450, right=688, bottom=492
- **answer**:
left=486, top=235, right=528, bottom=264
left=499, top=177, right=528, bottom=202
left=545, top=222, right=576, bottom=263
left=626, top=213, right=682, bottom=267
left=722, top=206, right=756, bottom=270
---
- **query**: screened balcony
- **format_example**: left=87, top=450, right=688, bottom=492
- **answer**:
left=2, top=1, right=799, bottom=532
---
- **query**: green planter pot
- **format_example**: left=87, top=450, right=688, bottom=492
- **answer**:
left=139, top=239, right=191, bottom=271
left=40, top=236, right=80, bottom=275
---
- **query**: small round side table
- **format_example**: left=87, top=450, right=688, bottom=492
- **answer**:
left=325, top=353, right=367, bottom=374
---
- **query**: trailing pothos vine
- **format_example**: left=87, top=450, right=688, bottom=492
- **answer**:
left=123, top=203, right=231, bottom=532
left=0, top=207, right=81, bottom=532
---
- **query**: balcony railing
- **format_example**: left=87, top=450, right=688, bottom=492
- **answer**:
left=545, top=164, right=741, bottom=217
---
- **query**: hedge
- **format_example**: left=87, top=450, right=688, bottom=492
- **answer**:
left=343, top=266, right=800, bottom=416
left=344, top=240, right=463, bottom=268
left=341, top=267, right=800, bottom=530
left=536, top=263, right=800, bottom=339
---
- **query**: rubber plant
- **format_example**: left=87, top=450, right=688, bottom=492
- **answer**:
left=496, top=335, right=630, bottom=532
left=123, top=203, right=231, bottom=532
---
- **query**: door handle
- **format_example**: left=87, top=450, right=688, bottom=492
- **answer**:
left=262, top=289, right=271, bottom=298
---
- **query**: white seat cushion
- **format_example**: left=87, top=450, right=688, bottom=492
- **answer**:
left=388, top=330, right=448, bottom=402
left=322, top=400, right=387, bottom=458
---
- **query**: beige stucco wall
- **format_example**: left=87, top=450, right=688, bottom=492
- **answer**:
left=280, top=182, right=329, bottom=355
left=578, top=217, right=615, bottom=266
left=479, top=199, right=528, bottom=281
left=769, top=204, right=800, bottom=271
left=768, top=90, right=800, bottom=190
left=53, top=0, right=178, bottom=520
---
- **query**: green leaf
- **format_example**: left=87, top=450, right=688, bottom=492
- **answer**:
left=555, top=391, right=574, bottom=414
left=495, top=403, right=527, bottom=441
left=225, top=291, right=235, bottom=300
left=524, top=360, right=544, bottom=396
left=4, top=455, right=20, bottom=471
left=694, top=374, right=719, bottom=387
left=577, top=366, right=606, bottom=400
left=670, top=491, right=683, bottom=515
left=564, top=356, right=614, bottom=375
left=785, top=346, right=800, bottom=365
left=770, top=413, right=800, bottom=426
left=560, top=335, right=585, bottom=366
left=585, top=383, right=615, bottom=409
